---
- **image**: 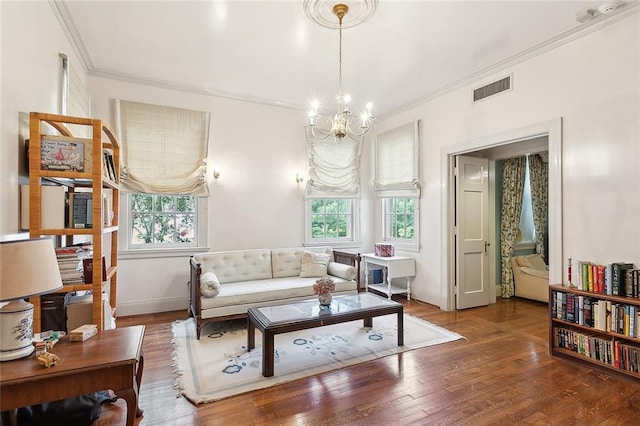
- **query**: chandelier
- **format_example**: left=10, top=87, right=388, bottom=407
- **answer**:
left=307, top=3, right=375, bottom=142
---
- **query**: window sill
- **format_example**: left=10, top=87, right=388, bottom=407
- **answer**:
left=515, top=242, right=536, bottom=250
left=119, top=246, right=210, bottom=260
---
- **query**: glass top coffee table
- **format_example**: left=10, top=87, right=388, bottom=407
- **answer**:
left=247, top=292, right=403, bottom=377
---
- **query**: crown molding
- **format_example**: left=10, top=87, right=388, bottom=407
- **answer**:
left=49, top=0, right=93, bottom=73
left=88, top=68, right=304, bottom=112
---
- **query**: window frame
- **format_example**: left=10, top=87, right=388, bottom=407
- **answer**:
left=119, top=192, right=208, bottom=257
left=382, top=196, right=420, bottom=252
left=304, top=197, right=361, bottom=248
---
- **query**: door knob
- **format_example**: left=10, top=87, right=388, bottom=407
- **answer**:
left=484, top=241, right=491, bottom=252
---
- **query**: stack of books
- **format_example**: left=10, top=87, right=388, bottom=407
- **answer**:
left=54, top=244, right=93, bottom=285
left=55, top=247, right=83, bottom=284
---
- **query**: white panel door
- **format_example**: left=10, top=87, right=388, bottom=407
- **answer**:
left=456, top=155, right=490, bottom=309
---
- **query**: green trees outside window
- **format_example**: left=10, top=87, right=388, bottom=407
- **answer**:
left=388, top=198, right=414, bottom=240
left=130, top=193, right=196, bottom=246
left=311, top=199, right=351, bottom=239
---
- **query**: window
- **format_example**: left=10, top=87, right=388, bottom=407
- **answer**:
left=375, top=121, right=420, bottom=251
left=129, top=194, right=197, bottom=248
left=311, top=199, right=351, bottom=239
left=385, top=198, right=415, bottom=240
left=116, top=100, right=210, bottom=253
left=305, top=198, right=359, bottom=246
left=304, top=128, right=362, bottom=247
left=517, top=155, right=536, bottom=245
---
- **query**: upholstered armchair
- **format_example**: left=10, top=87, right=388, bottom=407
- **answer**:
left=511, top=254, right=549, bottom=303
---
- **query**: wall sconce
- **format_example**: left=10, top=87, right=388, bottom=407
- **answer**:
left=213, top=168, right=220, bottom=179
left=296, top=173, right=304, bottom=183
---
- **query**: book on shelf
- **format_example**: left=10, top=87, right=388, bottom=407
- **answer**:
left=612, top=262, right=634, bottom=296
left=67, top=192, right=93, bottom=229
left=103, top=149, right=117, bottom=182
left=82, top=256, right=107, bottom=284
left=102, top=191, right=114, bottom=227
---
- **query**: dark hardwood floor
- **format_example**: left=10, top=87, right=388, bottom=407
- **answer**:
left=96, top=296, right=640, bottom=425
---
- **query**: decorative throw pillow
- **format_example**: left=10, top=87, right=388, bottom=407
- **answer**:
left=299, top=251, right=331, bottom=278
left=200, top=271, right=221, bottom=297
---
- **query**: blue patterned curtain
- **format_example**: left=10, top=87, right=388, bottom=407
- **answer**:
left=500, top=157, right=526, bottom=298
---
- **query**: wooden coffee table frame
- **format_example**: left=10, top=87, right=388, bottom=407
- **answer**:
left=0, top=325, right=145, bottom=426
left=247, top=293, right=403, bottom=377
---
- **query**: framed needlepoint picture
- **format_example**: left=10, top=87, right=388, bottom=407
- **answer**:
left=40, top=137, right=87, bottom=172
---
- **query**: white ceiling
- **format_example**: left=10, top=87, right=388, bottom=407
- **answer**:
left=58, top=0, right=636, bottom=118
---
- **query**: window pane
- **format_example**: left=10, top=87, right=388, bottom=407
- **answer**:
left=519, top=157, right=536, bottom=243
left=129, top=193, right=197, bottom=247
left=309, top=198, right=352, bottom=240
left=386, top=197, right=416, bottom=242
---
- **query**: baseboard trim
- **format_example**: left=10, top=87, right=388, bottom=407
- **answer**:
left=117, top=297, right=189, bottom=317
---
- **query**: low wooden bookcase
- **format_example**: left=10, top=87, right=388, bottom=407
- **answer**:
left=550, top=283, right=640, bottom=379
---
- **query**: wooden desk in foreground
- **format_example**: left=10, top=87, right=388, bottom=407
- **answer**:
left=0, top=325, right=145, bottom=426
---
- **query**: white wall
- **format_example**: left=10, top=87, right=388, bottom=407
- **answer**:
left=1, top=1, right=87, bottom=239
left=89, top=77, right=309, bottom=315
left=370, top=12, right=640, bottom=308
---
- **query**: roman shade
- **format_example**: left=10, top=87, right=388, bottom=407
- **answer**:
left=304, top=129, right=362, bottom=199
left=116, top=100, right=210, bottom=195
left=374, top=121, right=421, bottom=198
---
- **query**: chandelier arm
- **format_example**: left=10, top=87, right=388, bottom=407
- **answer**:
left=307, top=125, right=334, bottom=139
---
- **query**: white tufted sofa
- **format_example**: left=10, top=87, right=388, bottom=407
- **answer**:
left=188, top=247, right=360, bottom=339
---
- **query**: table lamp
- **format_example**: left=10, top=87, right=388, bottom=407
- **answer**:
left=0, top=238, right=63, bottom=361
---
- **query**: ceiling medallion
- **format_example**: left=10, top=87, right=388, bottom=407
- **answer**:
left=303, top=0, right=378, bottom=29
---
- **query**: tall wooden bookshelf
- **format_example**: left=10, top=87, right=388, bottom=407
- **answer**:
left=550, top=283, right=640, bottom=379
left=28, top=112, right=120, bottom=332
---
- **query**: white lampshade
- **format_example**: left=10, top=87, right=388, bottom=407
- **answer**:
left=0, top=238, right=64, bottom=361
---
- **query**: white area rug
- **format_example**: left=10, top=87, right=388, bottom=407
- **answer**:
left=172, top=314, right=464, bottom=404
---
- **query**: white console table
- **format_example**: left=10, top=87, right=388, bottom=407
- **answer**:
left=362, top=253, right=416, bottom=300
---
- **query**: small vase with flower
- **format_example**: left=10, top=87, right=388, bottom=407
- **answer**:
left=313, top=277, right=336, bottom=309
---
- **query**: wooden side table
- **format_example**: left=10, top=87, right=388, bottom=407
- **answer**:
left=362, top=253, right=416, bottom=300
left=0, top=325, right=145, bottom=426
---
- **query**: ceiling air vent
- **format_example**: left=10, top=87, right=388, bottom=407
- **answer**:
left=473, top=76, right=511, bottom=102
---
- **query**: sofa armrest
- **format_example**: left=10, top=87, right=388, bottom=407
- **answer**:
left=333, top=250, right=361, bottom=292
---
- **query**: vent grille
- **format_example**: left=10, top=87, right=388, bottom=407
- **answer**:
left=473, top=76, right=511, bottom=102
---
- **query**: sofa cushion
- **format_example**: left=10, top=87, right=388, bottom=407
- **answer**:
left=271, top=248, right=303, bottom=278
left=193, top=249, right=272, bottom=284
left=200, top=272, right=220, bottom=297
left=299, top=251, right=331, bottom=277
left=199, top=276, right=355, bottom=311
left=328, top=261, right=357, bottom=281
left=270, top=247, right=335, bottom=278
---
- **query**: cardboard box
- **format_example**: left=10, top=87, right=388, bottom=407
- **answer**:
left=66, top=293, right=115, bottom=332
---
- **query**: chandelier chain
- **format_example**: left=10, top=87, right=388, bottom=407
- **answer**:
left=338, top=14, right=343, bottom=93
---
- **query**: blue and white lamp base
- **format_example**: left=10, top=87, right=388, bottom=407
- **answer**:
left=0, top=299, right=35, bottom=361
